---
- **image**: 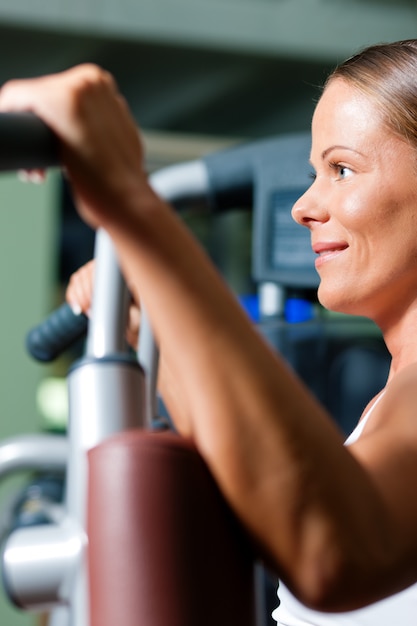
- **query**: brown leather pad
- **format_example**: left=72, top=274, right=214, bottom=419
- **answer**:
left=87, top=430, right=256, bottom=626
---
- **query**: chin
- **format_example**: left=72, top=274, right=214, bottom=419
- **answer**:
left=317, top=284, right=361, bottom=316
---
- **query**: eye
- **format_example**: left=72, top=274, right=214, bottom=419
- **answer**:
left=309, top=171, right=317, bottom=181
left=329, top=161, right=353, bottom=180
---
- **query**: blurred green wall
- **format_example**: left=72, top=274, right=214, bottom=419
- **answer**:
left=0, top=171, right=59, bottom=626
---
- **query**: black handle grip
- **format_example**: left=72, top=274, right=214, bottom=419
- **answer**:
left=0, top=112, right=59, bottom=171
left=26, top=303, right=88, bottom=362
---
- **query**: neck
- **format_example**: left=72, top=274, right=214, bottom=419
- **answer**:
left=376, top=304, right=417, bottom=383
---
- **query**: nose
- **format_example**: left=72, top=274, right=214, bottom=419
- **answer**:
left=291, top=183, right=329, bottom=228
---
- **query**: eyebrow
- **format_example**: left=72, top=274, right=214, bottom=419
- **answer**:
left=321, top=145, right=365, bottom=160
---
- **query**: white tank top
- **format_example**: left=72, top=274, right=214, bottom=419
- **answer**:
left=272, top=393, right=417, bottom=625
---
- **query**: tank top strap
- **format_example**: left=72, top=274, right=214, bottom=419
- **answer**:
left=344, top=390, right=386, bottom=446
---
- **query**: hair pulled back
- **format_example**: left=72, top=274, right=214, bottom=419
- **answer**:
left=326, top=39, right=417, bottom=148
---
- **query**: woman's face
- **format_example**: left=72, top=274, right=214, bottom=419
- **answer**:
left=292, top=78, right=417, bottom=327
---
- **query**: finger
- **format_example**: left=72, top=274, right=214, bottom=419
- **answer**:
left=66, top=261, right=95, bottom=314
left=0, top=76, right=42, bottom=112
left=18, top=169, right=46, bottom=184
left=126, top=304, right=141, bottom=349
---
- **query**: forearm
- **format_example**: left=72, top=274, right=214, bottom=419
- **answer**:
left=156, top=355, right=193, bottom=435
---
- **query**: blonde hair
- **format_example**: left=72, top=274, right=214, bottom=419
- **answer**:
left=326, top=40, right=417, bottom=146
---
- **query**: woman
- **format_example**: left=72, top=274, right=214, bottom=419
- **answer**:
left=2, top=39, right=417, bottom=624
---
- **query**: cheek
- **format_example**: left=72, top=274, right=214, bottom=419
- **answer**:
left=337, top=184, right=395, bottom=236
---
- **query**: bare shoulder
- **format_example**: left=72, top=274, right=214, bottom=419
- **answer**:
left=380, top=362, right=417, bottom=433
left=355, top=362, right=417, bottom=440
left=349, top=362, right=417, bottom=546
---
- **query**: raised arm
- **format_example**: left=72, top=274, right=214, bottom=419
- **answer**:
left=2, top=64, right=417, bottom=612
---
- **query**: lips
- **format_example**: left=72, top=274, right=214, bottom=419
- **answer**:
left=312, top=241, right=349, bottom=267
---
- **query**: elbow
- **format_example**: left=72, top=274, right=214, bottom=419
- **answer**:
left=284, top=545, right=394, bottom=613
left=282, top=542, right=368, bottom=613
left=290, top=557, right=347, bottom=612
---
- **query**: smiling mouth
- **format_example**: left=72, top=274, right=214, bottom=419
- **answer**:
left=313, top=243, right=348, bottom=267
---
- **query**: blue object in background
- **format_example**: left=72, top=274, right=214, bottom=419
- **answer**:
left=239, top=294, right=260, bottom=323
left=284, top=298, right=314, bottom=323
left=239, top=295, right=315, bottom=324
